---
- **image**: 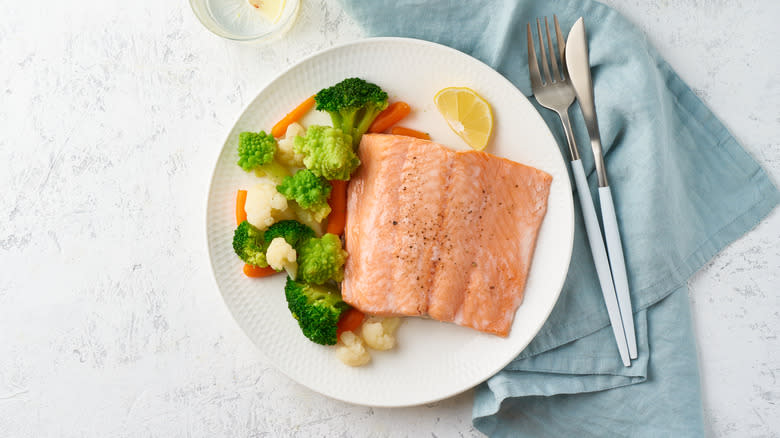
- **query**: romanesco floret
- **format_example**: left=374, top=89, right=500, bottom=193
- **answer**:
left=237, top=131, right=276, bottom=171
left=297, top=233, right=348, bottom=284
left=315, top=78, right=389, bottom=148
left=232, top=220, right=268, bottom=267
left=277, top=169, right=332, bottom=209
left=284, top=277, right=350, bottom=345
left=293, top=125, right=360, bottom=181
left=277, top=169, right=332, bottom=222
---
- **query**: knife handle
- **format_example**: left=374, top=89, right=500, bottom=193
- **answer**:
left=571, top=160, right=630, bottom=366
left=598, top=186, right=637, bottom=359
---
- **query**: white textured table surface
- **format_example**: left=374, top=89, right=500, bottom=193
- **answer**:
left=1, top=1, right=778, bottom=436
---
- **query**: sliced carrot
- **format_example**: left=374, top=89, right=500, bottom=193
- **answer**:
left=390, top=126, right=431, bottom=140
left=271, top=95, right=316, bottom=138
left=337, top=308, right=365, bottom=341
left=236, top=190, right=248, bottom=226
left=368, top=101, right=411, bottom=133
left=326, top=180, right=347, bottom=235
left=243, top=264, right=277, bottom=278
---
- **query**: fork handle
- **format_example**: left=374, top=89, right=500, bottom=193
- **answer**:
left=599, top=186, right=638, bottom=359
left=571, top=160, right=630, bottom=366
left=558, top=109, right=580, bottom=161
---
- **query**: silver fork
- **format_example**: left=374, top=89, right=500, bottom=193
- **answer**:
left=527, top=16, right=579, bottom=162
left=528, top=16, right=632, bottom=366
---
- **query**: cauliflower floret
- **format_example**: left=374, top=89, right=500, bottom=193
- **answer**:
left=266, top=237, right=297, bottom=279
left=276, top=123, right=306, bottom=168
left=336, top=331, right=371, bottom=367
left=244, top=181, right=295, bottom=230
left=360, top=316, right=401, bottom=351
left=290, top=203, right=324, bottom=236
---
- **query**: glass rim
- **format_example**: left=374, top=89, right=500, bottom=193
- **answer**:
left=189, top=0, right=301, bottom=43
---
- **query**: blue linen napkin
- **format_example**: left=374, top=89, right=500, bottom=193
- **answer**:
left=339, top=0, right=780, bottom=435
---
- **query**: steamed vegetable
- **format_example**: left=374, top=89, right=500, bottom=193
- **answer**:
left=290, top=204, right=325, bottom=236
left=335, top=331, right=371, bottom=366
left=336, top=308, right=365, bottom=342
left=277, top=169, right=332, bottom=222
left=237, top=130, right=291, bottom=183
left=293, top=125, right=360, bottom=181
left=315, top=78, right=388, bottom=148
left=368, top=101, right=411, bottom=134
left=266, top=237, right=298, bottom=279
left=275, top=123, right=306, bottom=168
left=264, top=220, right=315, bottom=250
left=360, top=316, right=401, bottom=350
left=285, top=277, right=350, bottom=345
left=237, top=131, right=276, bottom=171
left=325, top=180, right=347, bottom=236
left=297, top=233, right=348, bottom=284
left=272, top=96, right=316, bottom=138
left=243, top=264, right=277, bottom=278
left=390, top=126, right=430, bottom=140
left=232, top=220, right=268, bottom=267
left=244, top=182, right=295, bottom=230
left=235, top=189, right=248, bottom=225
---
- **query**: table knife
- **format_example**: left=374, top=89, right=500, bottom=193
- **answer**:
left=566, top=17, right=638, bottom=360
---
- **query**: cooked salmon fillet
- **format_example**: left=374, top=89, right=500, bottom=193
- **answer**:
left=342, top=134, right=552, bottom=336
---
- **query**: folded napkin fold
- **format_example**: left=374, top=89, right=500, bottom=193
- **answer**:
left=340, top=0, right=779, bottom=436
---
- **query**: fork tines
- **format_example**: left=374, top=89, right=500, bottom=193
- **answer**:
left=527, top=15, right=568, bottom=85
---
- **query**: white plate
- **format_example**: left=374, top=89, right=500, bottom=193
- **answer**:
left=205, top=38, right=574, bottom=407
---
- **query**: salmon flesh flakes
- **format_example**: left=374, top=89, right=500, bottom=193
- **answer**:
left=342, top=134, right=552, bottom=336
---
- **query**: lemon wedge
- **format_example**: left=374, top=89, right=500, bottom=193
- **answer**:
left=248, top=0, right=286, bottom=24
left=434, top=87, right=493, bottom=151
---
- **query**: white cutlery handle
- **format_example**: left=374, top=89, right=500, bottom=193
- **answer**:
left=598, top=186, right=637, bottom=359
left=571, top=160, right=630, bottom=366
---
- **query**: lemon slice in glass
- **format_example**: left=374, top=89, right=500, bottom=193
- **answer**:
left=434, top=87, right=493, bottom=151
left=248, top=0, right=287, bottom=23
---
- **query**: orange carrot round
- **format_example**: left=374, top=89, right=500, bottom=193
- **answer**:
left=271, top=95, right=316, bottom=138
left=368, top=101, right=411, bottom=133
left=243, top=264, right=277, bottom=278
left=236, top=190, right=248, bottom=226
left=390, top=126, right=431, bottom=140
left=337, top=308, right=365, bottom=341
left=326, top=180, right=348, bottom=235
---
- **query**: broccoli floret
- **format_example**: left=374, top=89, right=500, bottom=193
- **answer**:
left=293, top=125, right=360, bottom=181
left=285, top=277, right=350, bottom=345
left=315, top=78, right=389, bottom=148
left=277, top=169, right=333, bottom=222
left=297, top=233, right=348, bottom=284
left=232, top=220, right=268, bottom=267
left=264, top=220, right=315, bottom=251
left=237, top=131, right=276, bottom=171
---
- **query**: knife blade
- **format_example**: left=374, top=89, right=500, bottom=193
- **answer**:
left=565, top=18, right=608, bottom=188
left=566, top=17, right=638, bottom=360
